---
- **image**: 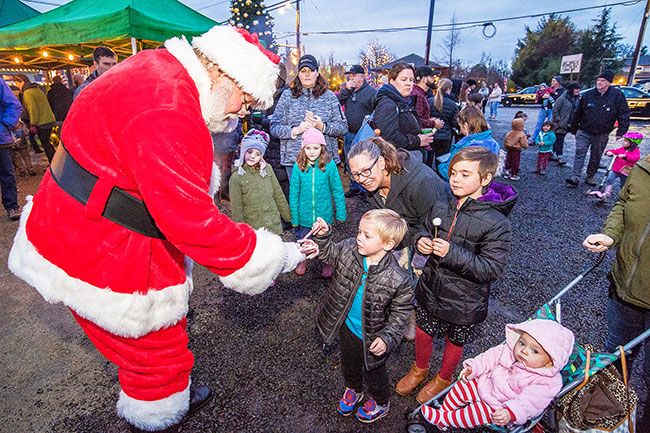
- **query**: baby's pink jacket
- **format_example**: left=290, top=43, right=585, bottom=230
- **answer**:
left=463, top=319, right=575, bottom=425
left=609, top=146, right=641, bottom=174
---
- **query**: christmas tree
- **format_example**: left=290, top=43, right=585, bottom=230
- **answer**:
left=229, top=0, right=276, bottom=52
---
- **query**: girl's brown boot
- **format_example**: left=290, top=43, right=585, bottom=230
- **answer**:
left=395, top=362, right=429, bottom=396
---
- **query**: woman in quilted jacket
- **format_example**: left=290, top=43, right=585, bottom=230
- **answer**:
left=289, top=128, right=346, bottom=277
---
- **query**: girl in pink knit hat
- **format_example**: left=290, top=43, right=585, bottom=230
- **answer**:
left=588, top=131, right=642, bottom=201
left=421, top=319, right=574, bottom=429
left=290, top=127, right=346, bottom=277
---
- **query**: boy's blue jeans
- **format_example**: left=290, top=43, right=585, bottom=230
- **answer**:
left=532, top=107, right=552, bottom=138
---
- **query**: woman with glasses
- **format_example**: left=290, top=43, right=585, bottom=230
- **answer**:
left=348, top=137, right=448, bottom=254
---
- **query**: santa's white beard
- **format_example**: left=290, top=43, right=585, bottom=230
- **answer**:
left=204, top=80, right=240, bottom=133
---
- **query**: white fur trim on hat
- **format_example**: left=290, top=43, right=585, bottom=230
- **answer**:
left=117, top=382, right=190, bottom=431
left=164, top=36, right=213, bottom=123
left=191, top=26, right=279, bottom=109
left=8, top=197, right=191, bottom=338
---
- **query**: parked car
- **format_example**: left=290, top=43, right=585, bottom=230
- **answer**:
left=580, top=85, right=650, bottom=118
left=500, top=86, right=540, bottom=106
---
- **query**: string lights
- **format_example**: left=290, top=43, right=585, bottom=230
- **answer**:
left=229, top=0, right=276, bottom=51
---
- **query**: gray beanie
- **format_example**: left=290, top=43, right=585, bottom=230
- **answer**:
left=235, top=129, right=270, bottom=176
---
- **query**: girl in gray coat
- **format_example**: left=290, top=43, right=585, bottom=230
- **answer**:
left=270, top=55, right=347, bottom=179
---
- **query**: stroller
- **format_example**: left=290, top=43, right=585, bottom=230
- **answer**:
left=405, top=253, right=650, bottom=433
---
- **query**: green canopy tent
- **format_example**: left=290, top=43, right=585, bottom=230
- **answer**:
left=0, top=0, right=40, bottom=27
left=0, top=0, right=217, bottom=70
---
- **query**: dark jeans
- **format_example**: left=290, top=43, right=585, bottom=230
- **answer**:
left=571, top=130, right=609, bottom=179
left=554, top=132, right=567, bottom=157
left=0, top=146, right=18, bottom=211
left=505, top=148, right=521, bottom=176
left=604, top=290, right=650, bottom=430
left=344, top=132, right=363, bottom=192
left=339, top=323, right=389, bottom=406
left=36, top=126, right=56, bottom=162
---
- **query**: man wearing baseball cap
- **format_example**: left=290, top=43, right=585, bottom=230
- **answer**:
left=338, top=64, right=376, bottom=197
left=566, top=70, right=630, bottom=187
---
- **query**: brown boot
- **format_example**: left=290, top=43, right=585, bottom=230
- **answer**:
left=395, top=362, right=429, bottom=396
left=416, top=373, right=451, bottom=404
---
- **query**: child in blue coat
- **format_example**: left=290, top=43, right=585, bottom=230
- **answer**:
left=534, top=121, right=556, bottom=175
left=290, top=127, right=346, bottom=277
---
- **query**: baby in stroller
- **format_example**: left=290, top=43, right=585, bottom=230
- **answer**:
left=421, top=319, right=574, bottom=429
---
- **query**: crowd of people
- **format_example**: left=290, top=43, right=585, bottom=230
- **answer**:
left=1, top=25, right=647, bottom=432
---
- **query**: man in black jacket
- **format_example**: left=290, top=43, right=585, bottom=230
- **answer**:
left=566, top=70, right=630, bottom=187
left=338, top=65, right=376, bottom=197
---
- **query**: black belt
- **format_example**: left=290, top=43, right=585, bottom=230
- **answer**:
left=49, top=144, right=166, bottom=239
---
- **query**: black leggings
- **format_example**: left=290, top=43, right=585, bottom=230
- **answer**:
left=339, top=324, right=389, bottom=405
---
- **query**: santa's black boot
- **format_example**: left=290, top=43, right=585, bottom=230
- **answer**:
left=188, top=385, right=213, bottom=415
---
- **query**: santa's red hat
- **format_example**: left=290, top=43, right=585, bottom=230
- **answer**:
left=191, top=26, right=280, bottom=108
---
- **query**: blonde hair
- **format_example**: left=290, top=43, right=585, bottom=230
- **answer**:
left=361, top=209, right=408, bottom=247
left=434, top=78, right=452, bottom=112
left=458, top=105, right=488, bottom=135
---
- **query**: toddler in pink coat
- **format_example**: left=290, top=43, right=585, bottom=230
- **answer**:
left=421, top=319, right=574, bottom=429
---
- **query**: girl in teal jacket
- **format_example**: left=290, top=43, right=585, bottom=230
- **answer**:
left=290, top=128, right=346, bottom=277
left=534, top=121, right=556, bottom=175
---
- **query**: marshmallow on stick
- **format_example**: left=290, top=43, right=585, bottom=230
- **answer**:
left=433, top=217, right=442, bottom=239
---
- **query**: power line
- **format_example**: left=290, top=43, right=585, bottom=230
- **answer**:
left=22, top=0, right=65, bottom=6
left=196, top=0, right=229, bottom=11
left=277, top=0, right=642, bottom=36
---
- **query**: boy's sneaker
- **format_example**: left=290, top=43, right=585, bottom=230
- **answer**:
left=355, top=398, right=389, bottom=423
left=510, top=175, right=521, bottom=181
left=337, top=388, right=363, bottom=416
left=503, top=172, right=510, bottom=179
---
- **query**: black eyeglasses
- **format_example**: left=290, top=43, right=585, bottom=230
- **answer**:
left=349, top=157, right=379, bottom=181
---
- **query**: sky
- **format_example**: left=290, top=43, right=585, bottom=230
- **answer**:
left=29, top=0, right=650, bottom=68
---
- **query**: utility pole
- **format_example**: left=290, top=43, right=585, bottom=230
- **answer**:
left=628, top=0, right=650, bottom=85
left=295, top=0, right=301, bottom=59
left=424, top=0, right=436, bottom=65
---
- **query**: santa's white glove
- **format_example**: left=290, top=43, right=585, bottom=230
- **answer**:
left=282, top=242, right=306, bottom=273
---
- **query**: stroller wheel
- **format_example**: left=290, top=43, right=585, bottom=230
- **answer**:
left=406, top=420, right=428, bottom=433
left=406, top=409, right=428, bottom=433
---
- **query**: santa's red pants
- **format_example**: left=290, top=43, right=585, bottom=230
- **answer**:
left=72, top=310, right=194, bottom=429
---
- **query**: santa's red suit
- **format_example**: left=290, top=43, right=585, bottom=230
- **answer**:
left=9, top=27, right=299, bottom=431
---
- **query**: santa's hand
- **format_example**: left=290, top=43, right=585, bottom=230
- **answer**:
left=297, top=239, right=319, bottom=259
left=282, top=242, right=306, bottom=273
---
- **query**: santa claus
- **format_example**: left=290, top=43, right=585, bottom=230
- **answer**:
left=8, top=26, right=305, bottom=431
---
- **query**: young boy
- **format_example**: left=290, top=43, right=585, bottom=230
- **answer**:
left=300, top=209, right=414, bottom=424
left=396, top=146, right=517, bottom=404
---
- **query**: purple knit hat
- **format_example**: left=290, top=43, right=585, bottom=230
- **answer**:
left=301, top=127, right=326, bottom=148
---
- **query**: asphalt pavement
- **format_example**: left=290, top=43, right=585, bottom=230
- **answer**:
left=0, top=106, right=647, bottom=433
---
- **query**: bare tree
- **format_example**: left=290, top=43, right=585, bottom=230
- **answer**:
left=440, top=14, right=461, bottom=77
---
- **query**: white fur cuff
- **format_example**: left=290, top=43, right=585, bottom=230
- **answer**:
left=117, top=383, right=190, bottom=431
left=219, top=228, right=285, bottom=295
